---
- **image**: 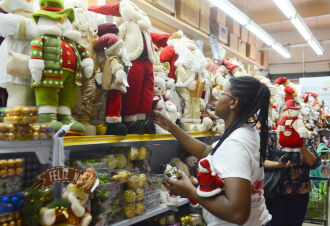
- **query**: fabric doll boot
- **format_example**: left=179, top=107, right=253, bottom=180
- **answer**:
left=82, top=121, right=97, bottom=136
left=38, top=106, right=63, bottom=131
left=137, top=113, right=155, bottom=134
left=57, top=106, right=85, bottom=136
left=5, top=83, right=35, bottom=107
left=124, top=115, right=144, bottom=135
left=106, top=121, right=128, bottom=136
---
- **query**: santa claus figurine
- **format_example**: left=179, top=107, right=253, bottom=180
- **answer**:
left=93, top=33, right=130, bottom=135
left=88, top=0, right=158, bottom=134
left=275, top=77, right=297, bottom=102
left=197, top=157, right=224, bottom=197
left=277, top=100, right=309, bottom=164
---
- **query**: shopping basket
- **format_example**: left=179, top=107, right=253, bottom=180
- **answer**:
left=304, top=176, right=329, bottom=226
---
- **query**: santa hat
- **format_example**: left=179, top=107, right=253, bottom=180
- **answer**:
left=196, top=158, right=224, bottom=197
left=150, top=32, right=172, bottom=48
left=97, top=23, right=119, bottom=37
left=275, top=77, right=288, bottom=85
left=283, top=99, right=300, bottom=111
left=93, top=34, right=119, bottom=52
left=304, top=93, right=310, bottom=103
left=222, top=60, right=239, bottom=75
left=88, top=2, right=121, bottom=16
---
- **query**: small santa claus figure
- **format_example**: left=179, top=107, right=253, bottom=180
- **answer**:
left=277, top=100, right=309, bottom=164
left=275, top=77, right=297, bottom=102
left=197, top=157, right=224, bottom=197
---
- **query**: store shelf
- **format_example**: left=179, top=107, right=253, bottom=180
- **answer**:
left=131, top=0, right=264, bottom=69
left=110, top=198, right=189, bottom=226
left=63, top=132, right=217, bottom=146
left=0, top=139, right=54, bottom=165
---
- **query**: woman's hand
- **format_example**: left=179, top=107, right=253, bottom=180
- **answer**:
left=148, top=110, right=175, bottom=132
left=166, top=171, right=196, bottom=197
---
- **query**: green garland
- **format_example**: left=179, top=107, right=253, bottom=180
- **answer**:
left=90, top=189, right=108, bottom=226
left=22, top=189, right=52, bottom=226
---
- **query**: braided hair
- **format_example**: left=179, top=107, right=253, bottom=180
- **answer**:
left=211, top=76, right=270, bottom=167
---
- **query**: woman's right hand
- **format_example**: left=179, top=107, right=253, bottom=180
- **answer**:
left=148, top=110, right=175, bottom=132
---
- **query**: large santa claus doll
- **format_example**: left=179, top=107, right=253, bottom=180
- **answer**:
left=88, top=0, right=158, bottom=134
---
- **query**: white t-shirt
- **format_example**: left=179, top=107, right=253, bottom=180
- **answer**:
left=202, top=124, right=272, bottom=226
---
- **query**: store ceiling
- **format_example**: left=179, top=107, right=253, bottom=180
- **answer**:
left=230, top=0, right=330, bottom=32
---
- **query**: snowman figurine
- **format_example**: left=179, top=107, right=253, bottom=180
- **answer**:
left=277, top=100, right=309, bottom=164
left=29, top=0, right=94, bottom=135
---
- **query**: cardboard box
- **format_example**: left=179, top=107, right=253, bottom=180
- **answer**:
left=176, top=0, right=200, bottom=28
left=229, top=33, right=239, bottom=51
left=247, top=43, right=256, bottom=60
left=248, top=33, right=257, bottom=46
left=261, top=50, right=269, bottom=68
left=238, top=39, right=247, bottom=56
left=199, top=0, right=210, bottom=34
left=210, top=7, right=226, bottom=26
left=227, top=18, right=240, bottom=37
left=148, top=0, right=175, bottom=15
left=241, top=26, right=249, bottom=42
left=210, top=21, right=228, bottom=44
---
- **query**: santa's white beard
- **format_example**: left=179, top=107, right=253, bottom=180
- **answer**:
left=174, top=44, right=207, bottom=73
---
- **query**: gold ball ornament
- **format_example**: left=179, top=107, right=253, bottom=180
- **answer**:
left=116, top=154, right=127, bottom=169
left=138, top=147, right=148, bottom=160
left=135, top=202, right=144, bottom=215
left=124, top=189, right=136, bottom=203
left=0, top=159, right=7, bottom=169
left=106, top=155, right=117, bottom=169
left=124, top=205, right=135, bottom=218
left=136, top=188, right=144, bottom=201
left=7, top=159, right=15, bottom=168
left=127, top=175, right=139, bottom=188
left=14, top=158, right=23, bottom=167
left=128, top=147, right=138, bottom=160
left=138, top=174, right=147, bottom=187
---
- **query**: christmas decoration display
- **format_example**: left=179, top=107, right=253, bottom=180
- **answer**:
left=0, top=0, right=37, bottom=107
left=277, top=100, right=309, bottom=164
left=29, top=0, right=94, bottom=135
left=65, top=0, right=98, bottom=136
left=88, top=0, right=158, bottom=134
left=93, top=31, right=130, bottom=135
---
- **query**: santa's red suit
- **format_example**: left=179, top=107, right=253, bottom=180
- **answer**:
left=284, top=86, right=295, bottom=102
left=88, top=0, right=157, bottom=125
left=278, top=116, right=304, bottom=148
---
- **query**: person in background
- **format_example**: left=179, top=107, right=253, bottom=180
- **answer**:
left=264, top=132, right=320, bottom=226
left=150, top=76, right=272, bottom=226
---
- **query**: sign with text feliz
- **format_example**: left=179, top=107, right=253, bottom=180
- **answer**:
left=34, top=167, right=84, bottom=189
left=299, top=76, right=330, bottom=107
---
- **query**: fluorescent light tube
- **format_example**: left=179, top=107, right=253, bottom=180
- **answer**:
left=246, top=21, right=274, bottom=46
left=272, top=0, right=296, bottom=18
left=290, top=16, right=311, bottom=41
left=272, top=42, right=291, bottom=58
left=308, top=39, right=324, bottom=56
left=209, top=0, right=249, bottom=26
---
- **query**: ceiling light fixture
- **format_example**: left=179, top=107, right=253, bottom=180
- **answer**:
left=209, top=0, right=291, bottom=59
left=272, top=0, right=324, bottom=56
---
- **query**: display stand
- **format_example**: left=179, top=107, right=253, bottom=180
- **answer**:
left=61, top=132, right=219, bottom=225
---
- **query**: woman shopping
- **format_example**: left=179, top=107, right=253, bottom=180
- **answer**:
left=264, top=132, right=320, bottom=226
left=150, top=76, right=272, bottom=226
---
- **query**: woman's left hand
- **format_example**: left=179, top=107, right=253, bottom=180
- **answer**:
left=166, top=171, right=196, bottom=197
